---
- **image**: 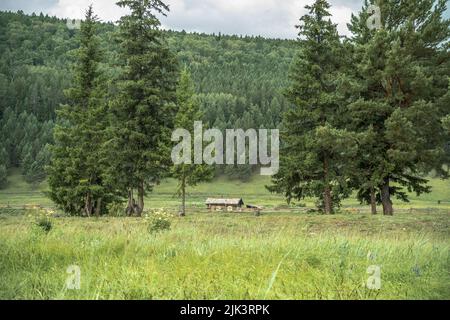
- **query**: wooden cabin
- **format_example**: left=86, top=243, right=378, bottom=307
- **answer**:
left=206, top=198, right=244, bottom=212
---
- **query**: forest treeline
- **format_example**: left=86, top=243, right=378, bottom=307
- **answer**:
left=0, top=9, right=295, bottom=187
left=0, top=0, right=449, bottom=216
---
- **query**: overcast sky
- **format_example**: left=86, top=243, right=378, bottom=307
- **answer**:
left=0, top=0, right=449, bottom=39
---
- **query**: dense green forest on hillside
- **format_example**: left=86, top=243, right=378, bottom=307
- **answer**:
left=0, top=0, right=449, bottom=301
left=0, top=10, right=296, bottom=186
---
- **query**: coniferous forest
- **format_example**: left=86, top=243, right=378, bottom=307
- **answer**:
left=0, top=9, right=295, bottom=187
left=0, top=1, right=449, bottom=217
left=0, top=0, right=449, bottom=302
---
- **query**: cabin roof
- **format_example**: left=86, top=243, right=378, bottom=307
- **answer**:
left=205, top=198, right=244, bottom=206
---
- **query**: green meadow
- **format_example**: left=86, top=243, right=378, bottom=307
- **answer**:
left=0, top=209, right=449, bottom=300
left=1, top=168, right=449, bottom=210
left=0, top=170, right=449, bottom=300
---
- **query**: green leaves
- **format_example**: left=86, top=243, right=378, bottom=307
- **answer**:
left=270, top=0, right=355, bottom=213
left=346, top=0, right=450, bottom=213
left=171, top=68, right=213, bottom=204
left=107, top=0, right=179, bottom=214
left=48, top=6, right=115, bottom=216
left=273, top=0, right=450, bottom=214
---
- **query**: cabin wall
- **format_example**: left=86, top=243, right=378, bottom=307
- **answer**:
left=207, top=204, right=242, bottom=212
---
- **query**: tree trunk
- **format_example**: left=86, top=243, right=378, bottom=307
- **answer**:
left=136, top=181, right=144, bottom=217
left=370, top=187, right=377, bottom=215
left=381, top=179, right=394, bottom=216
left=126, top=189, right=135, bottom=216
left=84, top=192, right=92, bottom=217
left=180, top=175, right=186, bottom=217
left=324, top=185, right=332, bottom=214
left=95, top=198, right=102, bottom=217
left=323, top=157, right=332, bottom=214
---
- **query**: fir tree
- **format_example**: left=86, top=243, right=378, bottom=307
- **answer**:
left=25, top=144, right=51, bottom=185
left=48, top=6, right=113, bottom=216
left=108, top=0, right=178, bottom=216
left=0, top=143, right=8, bottom=188
left=268, top=0, right=358, bottom=214
left=347, top=0, right=450, bottom=215
left=0, top=165, right=6, bottom=188
left=171, top=68, right=213, bottom=216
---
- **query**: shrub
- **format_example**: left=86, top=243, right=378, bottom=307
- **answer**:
left=145, top=209, right=173, bottom=234
left=107, top=202, right=127, bottom=217
left=36, top=217, right=52, bottom=233
left=27, top=207, right=54, bottom=234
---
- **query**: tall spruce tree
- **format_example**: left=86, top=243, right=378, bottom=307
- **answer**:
left=171, top=68, right=213, bottom=217
left=347, top=0, right=450, bottom=215
left=108, top=0, right=178, bottom=216
left=48, top=6, right=113, bottom=216
left=268, top=0, right=358, bottom=214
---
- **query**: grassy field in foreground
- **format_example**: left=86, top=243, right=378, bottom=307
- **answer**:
left=0, top=169, right=449, bottom=300
left=0, top=209, right=449, bottom=300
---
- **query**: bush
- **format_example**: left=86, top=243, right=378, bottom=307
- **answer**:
left=107, top=202, right=127, bottom=217
left=27, top=207, right=54, bottom=234
left=145, top=209, right=172, bottom=234
left=36, top=217, right=52, bottom=233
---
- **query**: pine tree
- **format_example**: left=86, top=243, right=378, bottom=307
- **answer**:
left=444, top=116, right=450, bottom=132
left=171, top=68, right=213, bottom=216
left=347, top=0, right=450, bottom=215
left=108, top=0, right=178, bottom=216
left=25, top=144, right=51, bottom=185
left=0, top=165, right=6, bottom=189
left=268, top=0, right=358, bottom=214
left=0, top=143, right=8, bottom=188
left=48, top=6, right=113, bottom=216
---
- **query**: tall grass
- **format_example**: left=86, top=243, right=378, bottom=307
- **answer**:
left=0, top=211, right=448, bottom=300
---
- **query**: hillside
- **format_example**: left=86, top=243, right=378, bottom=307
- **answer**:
left=0, top=10, right=297, bottom=185
left=0, top=10, right=448, bottom=213
left=0, top=1, right=449, bottom=302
